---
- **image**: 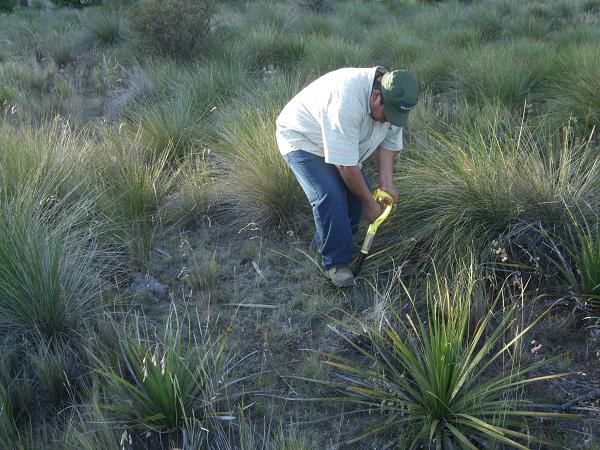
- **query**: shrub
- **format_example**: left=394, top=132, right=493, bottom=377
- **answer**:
left=315, top=270, right=575, bottom=447
left=128, top=0, right=216, bottom=59
left=49, top=0, right=100, bottom=7
left=0, top=0, right=15, bottom=13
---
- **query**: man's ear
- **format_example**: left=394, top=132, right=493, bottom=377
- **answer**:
left=370, top=89, right=382, bottom=105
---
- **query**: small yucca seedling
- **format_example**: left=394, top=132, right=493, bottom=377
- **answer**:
left=308, top=272, right=576, bottom=448
left=98, top=309, right=243, bottom=437
left=542, top=207, right=600, bottom=308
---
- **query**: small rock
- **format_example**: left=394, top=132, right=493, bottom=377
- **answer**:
left=129, top=272, right=169, bottom=298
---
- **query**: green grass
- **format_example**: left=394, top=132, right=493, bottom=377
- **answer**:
left=371, top=108, right=600, bottom=272
left=543, top=44, right=600, bottom=137
left=0, top=195, right=103, bottom=344
left=213, top=74, right=308, bottom=230
left=0, top=0, right=599, bottom=447
left=80, top=6, right=127, bottom=48
left=96, top=132, right=177, bottom=269
left=123, top=96, right=205, bottom=159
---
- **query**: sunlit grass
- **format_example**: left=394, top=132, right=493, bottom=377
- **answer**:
left=96, top=132, right=177, bottom=269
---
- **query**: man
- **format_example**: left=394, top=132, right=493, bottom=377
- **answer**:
left=276, top=67, right=419, bottom=287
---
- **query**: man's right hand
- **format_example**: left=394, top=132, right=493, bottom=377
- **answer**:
left=363, top=198, right=382, bottom=223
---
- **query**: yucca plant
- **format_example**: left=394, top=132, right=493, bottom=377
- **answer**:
left=312, top=271, right=576, bottom=448
left=541, top=207, right=600, bottom=307
left=97, top=308, right=243, bottom=439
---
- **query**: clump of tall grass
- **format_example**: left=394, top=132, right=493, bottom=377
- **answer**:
left=364, top=23, right=424, bottom=69
left=172, top=60, right=249, bottom=116
left=235, top=25, right=305, bottom=70
left=450, top=45, right=534, bottom=110
left=96, top=132, right=177, bottom=269
left=0, top=194, right=103, bottom=344
left=80, top=6, right=127, bottom=48
left=315, top=269, right=575, bottom=448
left=123, top=96, right=205, bottom=159
left=0, top=119, right=93, bottom=202
left=213, top=74, right=307, bottom=229
left=300, top=35, right=372, bottom=74
left=97, top=308, right=244, bottom=443
left=543, top=45, right=600, bottom=137
left=245, top=0, right=297, bottom=31
left=375, top=108, right=600, bottom=271
left=163, top=150, right=213, bottom=226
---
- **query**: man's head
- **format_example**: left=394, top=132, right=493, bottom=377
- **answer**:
left=370, top=70, right=419, bottom=127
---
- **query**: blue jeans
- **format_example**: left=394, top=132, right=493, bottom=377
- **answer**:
left=283, top=150, right=369, bottom=270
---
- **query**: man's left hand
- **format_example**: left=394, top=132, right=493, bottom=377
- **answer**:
left=378, top=184, right=398, bottom=206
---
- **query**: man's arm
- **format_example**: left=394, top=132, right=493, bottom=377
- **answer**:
left=376, top=147, right=399, bottom=204
left=337, top=165, right=382, bottom=223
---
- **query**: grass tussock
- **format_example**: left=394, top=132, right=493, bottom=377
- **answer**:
left=0, top=196, right=103, bottom=344
left=213, top=74, right=308, bottom=230
left=375, top=109, right=600, bottom=271
left=96, top=132, right=177, bottom=269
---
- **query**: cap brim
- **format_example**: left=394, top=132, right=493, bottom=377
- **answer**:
left=385, top=107, right=409, bottom=128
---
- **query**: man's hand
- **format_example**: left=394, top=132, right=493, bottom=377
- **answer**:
left=378, top=184, right=398, bottom=205
left=363, top=198, right=382, bottom=223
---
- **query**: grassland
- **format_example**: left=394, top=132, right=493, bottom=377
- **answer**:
left=0, top=0, right=599, bottom=448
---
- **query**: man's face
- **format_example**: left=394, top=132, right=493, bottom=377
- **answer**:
left=370, top=89, right=387, bottom=123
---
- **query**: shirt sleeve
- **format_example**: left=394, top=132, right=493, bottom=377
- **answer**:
left=319, top=93, right=362, bottom=166
left=380, top=125, right=404, bottom=151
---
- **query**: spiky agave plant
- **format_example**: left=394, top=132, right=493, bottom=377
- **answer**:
left=316, top=273, right=576, bottom=448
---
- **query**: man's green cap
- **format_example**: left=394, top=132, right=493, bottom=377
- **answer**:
left=380, top=70, right=419, bottom=128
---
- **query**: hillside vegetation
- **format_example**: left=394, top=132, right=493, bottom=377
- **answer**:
left=0, top=0, right=599, bottom=448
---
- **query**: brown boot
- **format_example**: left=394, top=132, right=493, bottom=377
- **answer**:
left=326, top=267, right=355, bottom=288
